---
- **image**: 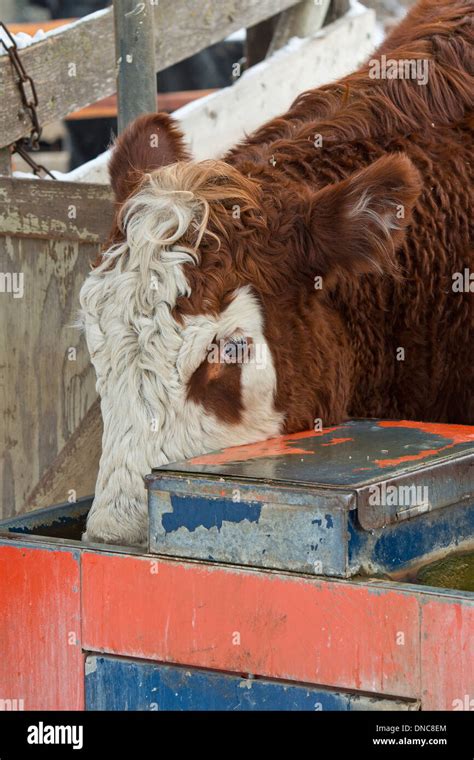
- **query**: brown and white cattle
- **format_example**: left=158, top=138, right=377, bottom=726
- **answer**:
left=80, top=0, right=473, bottom=544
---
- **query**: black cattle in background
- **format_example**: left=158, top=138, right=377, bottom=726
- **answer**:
left=66, top=42, right=244, bottom=169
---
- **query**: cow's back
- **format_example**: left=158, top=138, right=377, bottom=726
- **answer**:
left=333, top=118, right=473, bottom=424
left=228, top=0, right=473, bottom=424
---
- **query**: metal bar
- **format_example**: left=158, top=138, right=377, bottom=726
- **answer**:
left=114, top=0, right=157, bottom=133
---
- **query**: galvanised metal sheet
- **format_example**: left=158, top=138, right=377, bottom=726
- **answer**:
left=348, top=499, right=474, bottom=577
left=152, top=420, right=474, bottom=490
left=149, top=488, right=351, bottom=576
left=85, top=656, right=419, bottom=711
left=146, top=420, right=474, bottom=576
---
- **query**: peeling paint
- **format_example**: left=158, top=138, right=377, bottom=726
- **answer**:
left=148, top=419, right=474, bottom=577
left=162, top=495, right=262, bottom=534
left=85, top=656, right=98, bottom=676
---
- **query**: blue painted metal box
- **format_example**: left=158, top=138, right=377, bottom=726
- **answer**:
left=146, top=420, right=474, bottom=578
left=85, top=656, right=418, bottom=711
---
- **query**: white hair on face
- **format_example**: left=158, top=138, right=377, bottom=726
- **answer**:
left=79, top=171, right=283, bottom=546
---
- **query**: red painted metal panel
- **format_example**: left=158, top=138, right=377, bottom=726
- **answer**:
left=82, top=552, right=420, bottom=698
left=0, top=543, right=84, bottom=710
left=421, top=599, right=474, bottom=711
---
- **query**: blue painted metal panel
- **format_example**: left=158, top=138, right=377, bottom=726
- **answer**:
left=149, top=490, right=348, bottom=575
left=348, top=500, right=474, bottom=575
left=85, top=656, right=417, bottom=711
left=150, top=490, right=474, bottom=578
left=162, top=494, right=262, bottom=533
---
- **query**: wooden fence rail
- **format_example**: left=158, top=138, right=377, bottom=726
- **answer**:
left=0, top=178, right=113, bottom=240
left=0, top=0, right=305, bottom=148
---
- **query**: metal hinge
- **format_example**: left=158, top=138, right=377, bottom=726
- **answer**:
left=395, top=501, right=432, bottom=521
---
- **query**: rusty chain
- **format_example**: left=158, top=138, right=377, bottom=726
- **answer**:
left=0, top=21, right=56, bottom=179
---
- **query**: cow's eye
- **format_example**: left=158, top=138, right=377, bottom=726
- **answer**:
left=222, top=336, right=248, bottom=363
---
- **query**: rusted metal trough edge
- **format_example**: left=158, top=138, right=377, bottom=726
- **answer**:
left=0, top=527, right=472, bottom=604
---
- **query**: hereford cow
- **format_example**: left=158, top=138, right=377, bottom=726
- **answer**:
left=80, top=0, right=473, bottom=545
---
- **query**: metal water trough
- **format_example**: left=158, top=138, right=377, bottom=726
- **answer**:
left=147, top=419, right=474, bottom=578
left=1, top=419, right=473, bottom=711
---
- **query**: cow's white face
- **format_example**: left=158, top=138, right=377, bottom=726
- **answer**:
left=80, top=172, right=283, bottom=545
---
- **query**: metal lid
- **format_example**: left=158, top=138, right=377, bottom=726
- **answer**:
left=147, top=419, right=474, bottom=530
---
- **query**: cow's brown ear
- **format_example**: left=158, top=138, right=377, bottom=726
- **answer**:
left=306, top=154, right=422, bottom=279
left=108, top=113, right=191, bottom=203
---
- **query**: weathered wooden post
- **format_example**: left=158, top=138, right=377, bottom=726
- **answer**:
left=267, top=0, right=332, bottom=56
left=0, top=148, right=11, bottom=176
left=113, top=0, right=157, bottom=134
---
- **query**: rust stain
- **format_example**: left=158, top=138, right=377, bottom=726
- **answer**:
left=376, top=448, right=448, bottom=468
left=188, top=427, right=342, bottom=466
left=378, top=420, right=474, bottom=441
left=375, top=421, right=474, bottom=468
left=321, top=437, right=354, bottom=447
